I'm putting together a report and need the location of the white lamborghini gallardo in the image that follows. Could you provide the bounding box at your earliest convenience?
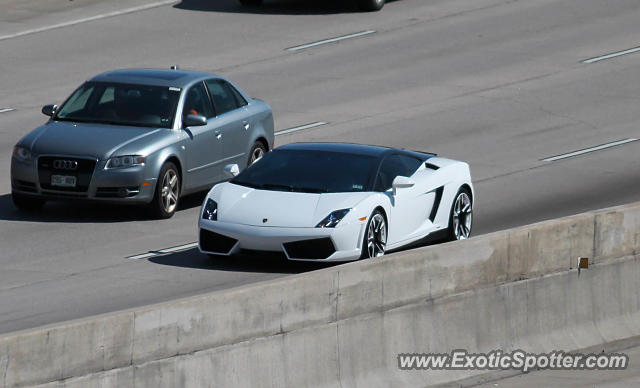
[198,143,473,261]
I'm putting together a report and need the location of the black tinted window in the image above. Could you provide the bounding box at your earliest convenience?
[374,154,423,191]
[232,150,377,193]
[206,79,239,115]
[228,83,248,107]
[183,82,214,119]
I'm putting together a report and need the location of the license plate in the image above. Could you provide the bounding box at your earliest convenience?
[51,175,77,188]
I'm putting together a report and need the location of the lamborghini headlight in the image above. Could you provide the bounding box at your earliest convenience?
[315,209,351,228]
[202,198,218,221]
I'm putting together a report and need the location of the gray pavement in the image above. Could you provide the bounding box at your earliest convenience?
[1,0,640,344]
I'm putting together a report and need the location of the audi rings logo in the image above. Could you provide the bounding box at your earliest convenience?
[53,160,78,170]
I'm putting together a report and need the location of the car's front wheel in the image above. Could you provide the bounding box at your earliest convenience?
[447,188,473,241]
[361,209,387,259]
[149,162,180,219]
[12,193,45,211]
[248,141,267,166]
[357,0,385,11]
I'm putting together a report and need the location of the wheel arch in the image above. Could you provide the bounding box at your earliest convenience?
[163,155,183,190]
[373,205,388,223]
[254,136,269,151]
[459,183,473,203]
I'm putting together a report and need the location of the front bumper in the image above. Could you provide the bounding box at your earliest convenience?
[198,218,366,262]
[10,156,156,204]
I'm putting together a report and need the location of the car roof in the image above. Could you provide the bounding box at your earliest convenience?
[89,68,218,88]
[277,142,435,160]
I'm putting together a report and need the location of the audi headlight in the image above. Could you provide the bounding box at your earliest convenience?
[202,199,218,221]
[316,209,351,228]
[12,146,32,161]
[105,155,146,169]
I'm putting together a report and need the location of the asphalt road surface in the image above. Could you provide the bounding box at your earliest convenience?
[1,0,640,335]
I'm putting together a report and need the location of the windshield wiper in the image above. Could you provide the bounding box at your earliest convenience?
[259,183,328,193]
[54,117,96,123]
[232,180,261,189]
[291,186,328,193]
[232,182,328,193]
[54,117,162,128]
[260,183,295,192]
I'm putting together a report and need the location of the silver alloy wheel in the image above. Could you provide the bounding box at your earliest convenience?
[366,213,387,258]
[452,192,472,240]
[250,146,264,165]
[161,168,179,214]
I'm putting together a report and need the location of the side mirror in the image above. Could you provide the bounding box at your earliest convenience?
[42,104,57,117]
[392,175,415,195]
[183,114,207,127]
[224,164,240,178]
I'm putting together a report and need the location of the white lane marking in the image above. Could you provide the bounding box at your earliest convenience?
[0,0,176,42]
[127,242,198,259]
[275,122,327,136]
[158,242,199,254]
[286,30,376,52]
[126,252,157,260]
[542,138,638,162]
[582,46,640,64]
[0,108,15,114]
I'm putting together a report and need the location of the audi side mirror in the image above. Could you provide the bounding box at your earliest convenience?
[183,114,207,127]
[224,164,240,178]
[42,104,57,117]
[392,175,415,196]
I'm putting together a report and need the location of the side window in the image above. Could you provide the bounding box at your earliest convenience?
[183,82,214,119]
[228,83,248,107]
[398,155,423,175]
[205,79,239,115]
[98,87,115,105]
[374,154,422,192]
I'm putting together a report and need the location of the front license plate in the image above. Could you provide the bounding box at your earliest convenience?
[51,175,77,188]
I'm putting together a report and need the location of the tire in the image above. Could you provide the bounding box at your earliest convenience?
[238,0,262,6]
[447,188,473,241]
[360,209,387,259]
[12,193,45,211]
[247,141,267,166]
[149,162,180,219]
[357,0,385,11]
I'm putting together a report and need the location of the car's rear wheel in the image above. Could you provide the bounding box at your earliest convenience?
[12,193,45,211]
[447,188,473,241]
[361,210,387,259]
[357,0,385,11]
[238,0,262,6]
[149,162,180,219]
[248,141,267,166]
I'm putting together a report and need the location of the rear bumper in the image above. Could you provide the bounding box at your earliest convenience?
[198,218,366,262]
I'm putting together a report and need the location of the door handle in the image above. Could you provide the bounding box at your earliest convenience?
[243,121,250,130]
[214,130,222,139]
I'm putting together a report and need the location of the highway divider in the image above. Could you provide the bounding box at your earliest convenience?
[2,202,640,387]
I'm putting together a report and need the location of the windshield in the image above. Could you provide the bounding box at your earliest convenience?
[232,149,377,193]
[55,81,181,128]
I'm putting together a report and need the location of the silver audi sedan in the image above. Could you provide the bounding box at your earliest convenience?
[10,68,274,218]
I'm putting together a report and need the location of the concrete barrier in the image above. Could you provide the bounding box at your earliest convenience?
[2,202,640,387]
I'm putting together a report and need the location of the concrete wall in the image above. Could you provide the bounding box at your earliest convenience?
[3,202,640,387]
